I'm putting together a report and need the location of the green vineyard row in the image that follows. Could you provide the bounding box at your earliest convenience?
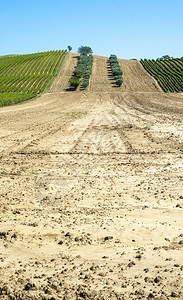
[0,50,67,106]
[140,58,183,92]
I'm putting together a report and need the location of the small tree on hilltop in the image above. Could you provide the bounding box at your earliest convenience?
[78,46,93,54]
[161,55,170,60]
[68,46,72,52]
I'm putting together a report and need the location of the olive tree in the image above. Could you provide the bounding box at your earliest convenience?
[78,46,93,54]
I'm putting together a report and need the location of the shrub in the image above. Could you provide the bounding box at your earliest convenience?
[74,69,83,78]
[82,54,93,89]
[113,68,122,76]
[114,75,122,80]
[110,54,117,59]
[83,79,89,88]
[85,70,91,76]
[109,54,123,86]
[116,77,123,86]
[70,78,81,90]
[69,53,93,90]
[110,58,118,63]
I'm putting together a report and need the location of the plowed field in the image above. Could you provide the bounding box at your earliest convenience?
[1,53,183,299]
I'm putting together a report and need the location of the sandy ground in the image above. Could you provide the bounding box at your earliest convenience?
[0,53,183,299]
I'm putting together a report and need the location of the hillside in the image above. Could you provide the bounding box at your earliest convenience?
[50,53,162,93]
[0,50,67,106]
[141,57,183,92]
[0,53,183,299]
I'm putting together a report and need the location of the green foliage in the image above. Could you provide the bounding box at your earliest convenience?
[74,69,83,78]
[0,92,36,107]
[70,78,81,89]
[161,55,170,60]
[70,53,93,90]
[68,46,72,52]
[141,58,183,92]
[0,50,67,106]
[114,75,122,80]
[78,46,93,54]
[77,53,88,73]
[112,68,122,76]
[83,79,89,88]
[116,77,123,86]
[109,54,123,87]
[110,54,117,59]
[82,54,93,88]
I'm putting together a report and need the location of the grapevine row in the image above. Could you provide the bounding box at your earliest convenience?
[0,50,67,106]
[141,58,183,93]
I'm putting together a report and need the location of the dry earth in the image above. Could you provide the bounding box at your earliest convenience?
[0,53,183,299]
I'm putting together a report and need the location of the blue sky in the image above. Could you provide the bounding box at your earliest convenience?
[1,0,183,60]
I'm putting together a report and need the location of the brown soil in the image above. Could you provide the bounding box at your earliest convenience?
[0,54,183,299]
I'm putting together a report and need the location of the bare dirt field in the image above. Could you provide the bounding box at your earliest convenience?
[0,53,183,299]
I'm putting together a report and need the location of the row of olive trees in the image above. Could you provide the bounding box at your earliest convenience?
[109,55,123,86]
[69,46,93,90]
[82,54,93,88]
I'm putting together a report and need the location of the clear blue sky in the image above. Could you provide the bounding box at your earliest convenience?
[1,0,183,60]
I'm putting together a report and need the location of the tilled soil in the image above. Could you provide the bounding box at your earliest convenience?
[0,54,183,299]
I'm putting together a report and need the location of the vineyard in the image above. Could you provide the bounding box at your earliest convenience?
[0,50,67,106]
[141,57,183,92]
[1,51,183,107]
